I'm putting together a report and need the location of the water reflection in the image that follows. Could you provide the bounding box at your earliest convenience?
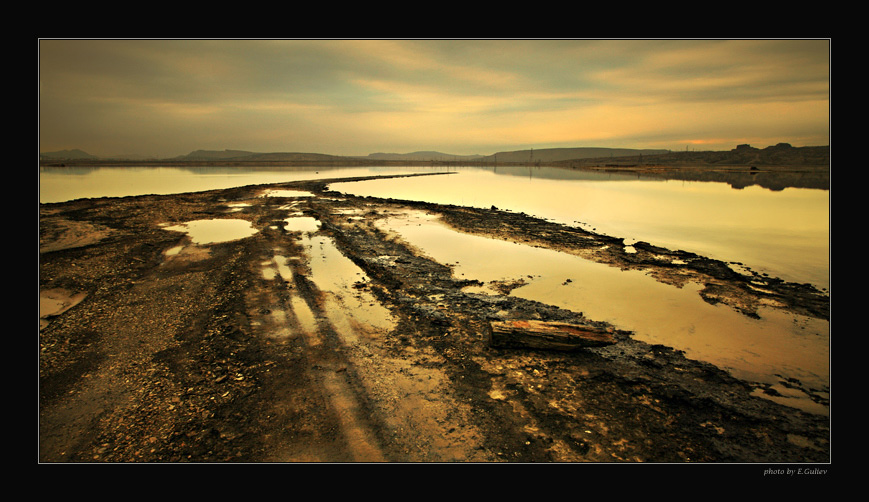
[332,169,829,290]
[38,165,436,204]
[378,210,829,415]
[161,218,258,244]
[40,164,830,415]
[41,164,830,290]
[302,232,395,342]
[284,216,321,233]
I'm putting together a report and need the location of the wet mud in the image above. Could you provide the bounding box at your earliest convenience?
[39,173,830,463]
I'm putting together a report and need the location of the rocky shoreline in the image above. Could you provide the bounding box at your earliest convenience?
[39,173,830,463]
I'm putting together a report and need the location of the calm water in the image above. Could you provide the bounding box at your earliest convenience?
[376,209,829,415]
[39,164,829,292]
[40,164,830,414]
[331,166,829,290]
[38,165,430,204]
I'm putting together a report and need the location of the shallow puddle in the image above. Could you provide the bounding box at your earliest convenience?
[377,210,829,415]
[304,233,395,341]
[284,217,320,233]
[290,295,322,345]
[277,215,395,346]
[161,218,258,244]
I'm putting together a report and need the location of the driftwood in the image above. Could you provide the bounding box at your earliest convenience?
[488,320,615,351]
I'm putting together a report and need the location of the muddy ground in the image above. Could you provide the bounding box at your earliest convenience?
[38,172,830,464]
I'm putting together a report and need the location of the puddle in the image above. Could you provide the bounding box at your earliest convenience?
[299,233,395,345]
[284,217,321,233]
[751,384,829,416]
[262,218,394,347]
[290,295,322,346]
[258,252,323,345]
[264,308,292,339]
[261,253,296,282]
[261,259,278,280]
[377,210,829,415]
[161,219,258,244]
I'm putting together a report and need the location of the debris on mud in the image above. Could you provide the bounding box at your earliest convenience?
[488,320,616,350]
[39,173,830,463]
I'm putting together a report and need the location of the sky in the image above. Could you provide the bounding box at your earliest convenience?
[38,39,830,159]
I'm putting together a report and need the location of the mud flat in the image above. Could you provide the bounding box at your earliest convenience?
[39,173,830,463]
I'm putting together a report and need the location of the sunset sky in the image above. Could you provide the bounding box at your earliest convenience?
[38,39,830,159]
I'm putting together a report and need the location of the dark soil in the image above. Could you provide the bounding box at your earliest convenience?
[39,173,830,464]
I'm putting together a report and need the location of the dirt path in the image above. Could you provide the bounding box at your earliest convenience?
[39,174,830,463]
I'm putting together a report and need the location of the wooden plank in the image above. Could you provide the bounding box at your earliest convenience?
[488,320,615,351]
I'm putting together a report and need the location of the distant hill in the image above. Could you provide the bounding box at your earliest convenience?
[361,148,668,163]
[365,151,485,162]
[482,147,670,163]
[563,143,830,168]
[173,149,257,160]
[40,144,828,168]
[40,149,99,160]
[175,149,347,162]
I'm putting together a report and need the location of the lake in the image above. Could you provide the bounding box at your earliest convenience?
[38,165,430,204]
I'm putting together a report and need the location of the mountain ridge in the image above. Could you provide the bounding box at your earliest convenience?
[364,151,485,161]
[39,148,99,160]
[481,147,670,163]
[39,146,673,162]
[39,144,830,167]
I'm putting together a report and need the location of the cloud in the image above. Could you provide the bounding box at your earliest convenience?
[39,39,830,157]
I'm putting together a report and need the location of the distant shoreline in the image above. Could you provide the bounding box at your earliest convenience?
[39,144,831,171]
[38,158,830,171]
[39,158,829,192]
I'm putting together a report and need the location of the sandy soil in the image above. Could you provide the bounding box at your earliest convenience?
[38,173,830,463]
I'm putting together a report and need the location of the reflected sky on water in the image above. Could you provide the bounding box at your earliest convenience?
[38,165,426,203]
[377,209,829,415]
[331,166,830,291]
